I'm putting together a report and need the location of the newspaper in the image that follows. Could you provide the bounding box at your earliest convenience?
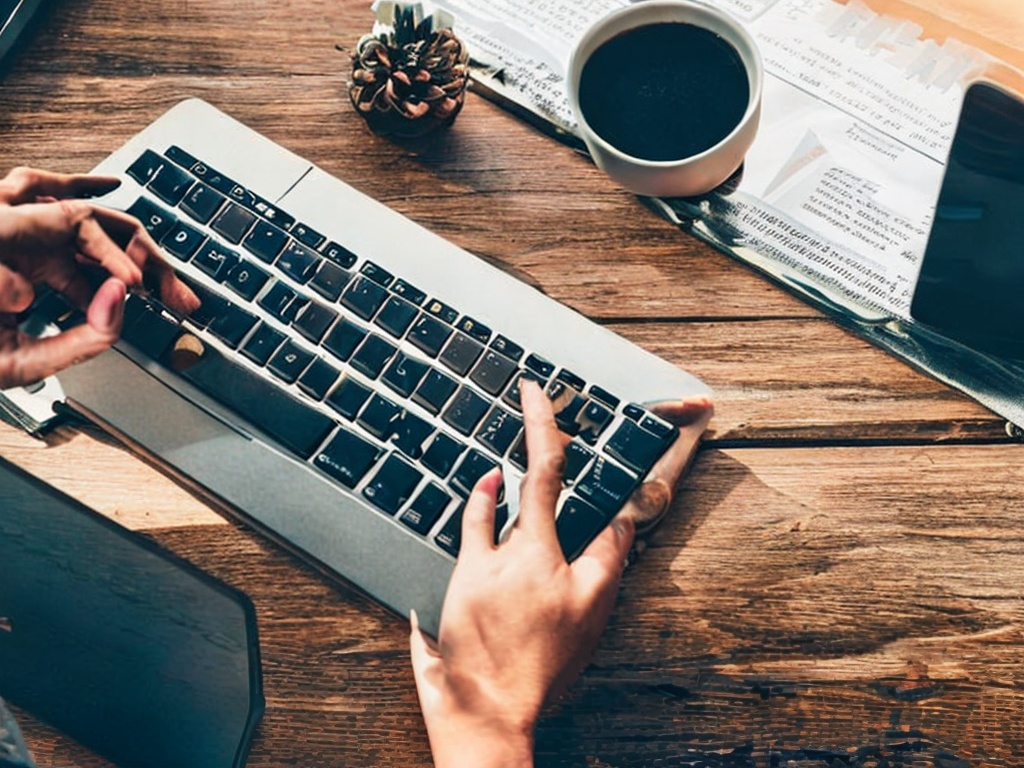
[432,0,1024,429]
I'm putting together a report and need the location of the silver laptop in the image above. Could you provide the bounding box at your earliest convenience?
[29,99,709,636]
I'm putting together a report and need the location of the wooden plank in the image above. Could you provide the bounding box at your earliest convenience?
[12,444,1024,767]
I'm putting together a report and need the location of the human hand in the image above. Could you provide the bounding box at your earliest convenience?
[409,380,713,768]
[0,166,198,388]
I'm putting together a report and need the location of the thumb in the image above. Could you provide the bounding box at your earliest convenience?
[409,610,445,714]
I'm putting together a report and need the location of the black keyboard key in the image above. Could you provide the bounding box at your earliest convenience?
[425,299,458,324]
[375,295,419,337]
[357,393,401,440]
[258,281,306,323]
[640,413,676,440]
[604,419,675,474]
[211,202,257,244]
[524,353,555,377]
[350,334,398,379]
[323,241,358,268]
[556,497,611,561]
[149,162,194,205]
[126,197,176,241]
[192,161,235,195]
[243,221,288,263]
[207,302,257,348]
[408,313,452,357]
[392,279,426,305]
[326,374,373,420]
[381,353,429,398]
[293,300,338,344]
[412,368,458,414]
[401,483,451,535]
[180,182,226,224]
[470,350,517,395]
[241,322,285,366]
[508,432,527,472]
[421,432,466,479]
[575,457,637,514]
[160,220,206,261]
[363,454,423,516]
[297,357,340,401]
[390,410,434,459]
[166,146,199,169]
[577,401,614,444]
[193,241,240,281]
[564,442,595,484]
[181,279,227,329]
[314,427,383,488]
[475,406,523,458]
[360,261,394,286]
[126,149,163,186]
[450,449,498,498]
[623,403,645,421]
[439,332,484,376]
[275,240,320,284]
[167,336,334,459]
[490,335,524,362]
[120,295,180,359]
[223,259,270,302]
[556,369,587,392]
[551,391,588,437]
[309,260,351,302]
[291,222,324,249]
[341,277,388,320]
[588,385,620,410]
[434,503,464,557]
[323,317,367,362]
[442,385,490,436]
[456,315,491,343]
[268,340,314,384]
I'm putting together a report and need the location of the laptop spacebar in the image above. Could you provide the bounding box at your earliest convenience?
[163,336,335,459]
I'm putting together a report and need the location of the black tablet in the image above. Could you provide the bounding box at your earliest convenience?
[910,80,1024,360]
[0,457,264,768]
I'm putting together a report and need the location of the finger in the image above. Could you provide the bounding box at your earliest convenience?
[67,203,144,285]
[572,514,634,595]
[92,206,200,314]
[0,263,34,314]
[0,167,120,205]
[408,609,441,661]
[458,467,503,558]
[0,279,124,388]
[619,396,714,533]
[517,379,564,539]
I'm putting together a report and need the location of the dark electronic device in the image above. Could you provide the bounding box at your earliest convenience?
[0,457,264,768]
[0,0,43,65]
[910,80,1024,360]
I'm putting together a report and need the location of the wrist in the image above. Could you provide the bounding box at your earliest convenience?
[424,710,535,768]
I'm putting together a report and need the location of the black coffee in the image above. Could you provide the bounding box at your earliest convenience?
[578,22,750,162]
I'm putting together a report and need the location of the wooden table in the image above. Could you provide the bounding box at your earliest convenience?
[2,1,1023,765]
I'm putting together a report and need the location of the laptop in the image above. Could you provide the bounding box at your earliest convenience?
[0,456,264,768]
[14,98,712,637]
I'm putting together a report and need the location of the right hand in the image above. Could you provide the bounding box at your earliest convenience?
[0,166,198,388]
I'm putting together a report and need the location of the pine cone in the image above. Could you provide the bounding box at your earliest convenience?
[349,9,469,139]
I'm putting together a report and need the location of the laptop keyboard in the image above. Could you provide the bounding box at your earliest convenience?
[102,145,678,561]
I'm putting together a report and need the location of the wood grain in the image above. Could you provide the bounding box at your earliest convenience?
[1,0,1023,766]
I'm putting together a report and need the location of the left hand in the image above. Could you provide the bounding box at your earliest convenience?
[0,166,198,388]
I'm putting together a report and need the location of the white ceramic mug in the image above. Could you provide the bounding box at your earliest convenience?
[567,0,763,198]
